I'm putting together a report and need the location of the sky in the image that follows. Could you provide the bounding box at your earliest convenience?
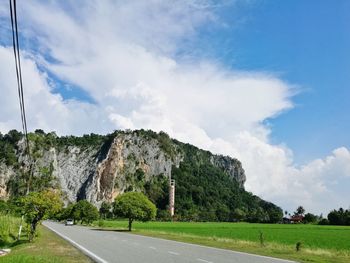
[0,0,349,215]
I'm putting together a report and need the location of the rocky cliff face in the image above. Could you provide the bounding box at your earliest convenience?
[210,155,245,187]
[0,163,13,198]
[84,133,183,206]
[0,130,246,206]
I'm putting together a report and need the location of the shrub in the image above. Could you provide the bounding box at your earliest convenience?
[318,218,329,225]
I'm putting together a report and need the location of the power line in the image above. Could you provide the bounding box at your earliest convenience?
[9,0,25,137]
[13,0,30,144]
[9,0,32,193]
[9,0,30,150]
[9,0,33,240]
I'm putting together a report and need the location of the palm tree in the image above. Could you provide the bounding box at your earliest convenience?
[295,206,305,216]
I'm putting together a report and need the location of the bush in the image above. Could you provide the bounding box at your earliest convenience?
[318,218,329,225]
[296,241,302,251]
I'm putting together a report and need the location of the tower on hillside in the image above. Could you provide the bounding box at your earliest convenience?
[169,179,175,217]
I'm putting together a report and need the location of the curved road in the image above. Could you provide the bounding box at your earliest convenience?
[43,221,295,263]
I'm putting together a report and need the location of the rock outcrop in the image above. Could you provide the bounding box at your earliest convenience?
[210,155,246,187]
[0,163,14,199]
[0,130,246,206]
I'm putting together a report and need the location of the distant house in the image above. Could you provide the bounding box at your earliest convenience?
[282,215,304,224]
[290,215,304,223]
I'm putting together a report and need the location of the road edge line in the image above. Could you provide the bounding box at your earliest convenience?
[43,222,109,263]
[125,232,296,263]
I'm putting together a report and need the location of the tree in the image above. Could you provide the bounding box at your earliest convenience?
[303,213,318,224]
[20,190,62,241]
[216,204,230,221]
[260,201,283,223]
[268,209,283,223]
[73,200,99,224]
[99,201,112,219]
[295,206,305,216]
[328,210,342,225]
[34,129,45,135]
[6,129,22,144]
[344,210,350,225]
[231,208,246,222]
[327,208,350,226]
[113,192,156,231]
[59,203,75,221]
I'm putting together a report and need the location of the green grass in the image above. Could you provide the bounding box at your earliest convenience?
[96,220,350,263]
[0,223,92,263]
[0,215,21,247]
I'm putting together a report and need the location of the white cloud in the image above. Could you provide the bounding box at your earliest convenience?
[0,0,348,215]
[0,46,109,135]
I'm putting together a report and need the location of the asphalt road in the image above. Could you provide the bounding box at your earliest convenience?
[43,221,295,263]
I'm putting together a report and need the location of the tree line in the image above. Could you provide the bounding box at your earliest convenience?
[0,191,156,240]
[284,206,350,226]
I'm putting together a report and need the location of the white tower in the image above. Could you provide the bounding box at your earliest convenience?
[169,179,175,217]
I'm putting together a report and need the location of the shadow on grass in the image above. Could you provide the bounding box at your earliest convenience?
[0,239,29,249]
[89,228,131,232]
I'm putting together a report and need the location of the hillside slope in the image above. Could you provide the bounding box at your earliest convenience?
[0,129,282,222]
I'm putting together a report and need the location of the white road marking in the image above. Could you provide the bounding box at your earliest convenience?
[43,223,109,263]
[149,246,157,250]
[44,222,296,263]
[133,242,139,245]
[168,251,180,255]
[122,239,127,242]
[137,233,296,262]
[197,259,213,263]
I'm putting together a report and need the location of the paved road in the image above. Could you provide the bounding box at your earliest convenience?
[43,221,295,263]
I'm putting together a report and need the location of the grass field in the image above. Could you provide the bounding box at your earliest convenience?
[0,215,21,247]
[0,220,91,263]
[97,220,350,263]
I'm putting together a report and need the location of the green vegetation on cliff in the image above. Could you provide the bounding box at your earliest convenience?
[0,129,283,223]
[0,130,22,167]
[171,143,282,222]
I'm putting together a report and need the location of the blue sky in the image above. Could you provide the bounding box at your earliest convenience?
[241,0,350,164]
[183,0,350,164]
[0,0,349,213]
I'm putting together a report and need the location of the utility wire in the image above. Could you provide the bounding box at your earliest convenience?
[9,0,30,151]
[13,0,30,143]
[9,0,33,193]
[9,0,26,138]
[9,0,33,240]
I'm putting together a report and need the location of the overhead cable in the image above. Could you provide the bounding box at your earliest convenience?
[9,0,30,153]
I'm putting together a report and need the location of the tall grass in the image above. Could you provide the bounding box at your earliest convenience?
[0,215,21,246]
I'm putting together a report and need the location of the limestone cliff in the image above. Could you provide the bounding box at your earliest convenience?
[0,130,245,207]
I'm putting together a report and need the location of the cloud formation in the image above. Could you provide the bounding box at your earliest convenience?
[0,0,348,214]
